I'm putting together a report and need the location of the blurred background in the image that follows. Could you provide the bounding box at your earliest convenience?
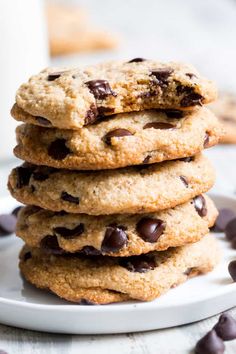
[1,0,236,194]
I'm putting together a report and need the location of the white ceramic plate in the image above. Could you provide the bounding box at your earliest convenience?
[0,194,236,334]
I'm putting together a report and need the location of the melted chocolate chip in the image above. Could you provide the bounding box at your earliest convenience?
[85,80,116,99]
[103,128,133,145]
[0,214,17,236]
[12,206,22,217]
[151,68,173,87]
[40,235,64,254]
[225,218,236,241]
[23,251,32,261]
[97,106,115,116]
[35,116,52,126]
[180,92,203,107]
[48,139,71,160]
[164,109,184,119]
[128,58,146,63]
[101,225,128,253]
[47,72,63,81]
[143,155,151,164]
[143,122,175,130]
[195,330,225,354]
[214,313,236,341]
[204,133,210,148]
[54,224,84,239]
[212,209,235,233]
[136,217,165,243]
[120,255,156,273]
[80,246,102,256]
[193,195,207,217]
[61,192,80,204]
[179,175,188,187]
[15,166,34,188]
[228,260,236,281]
[32,168,54,181]
[84,104,98,125]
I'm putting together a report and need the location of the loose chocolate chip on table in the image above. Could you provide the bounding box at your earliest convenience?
[225,218,236,241]
[143,122,175,129]
[180,92,203,107]
[212,209,235,233]
[143,155,151,164]
[179,175,189,187]
[15,166,34,188]
[151,68,173,86]
[214,313,236,341]
[54,224,84,239]
[0,214,17,236]
[204,133,210,148]
[12,206,22,217]
[228,260,236,281]
[40,235,64,254]
[48,139,71,160]
[35,116,52,126]
[120,255,156,273]
[61,192,80,204]
[193,195,207,217]
[103,128,133,145]
[136,217,165,243]
[128,58,146,63]
[84,104,98,125]
[23,251,32,261]
[164,109,184,119]
[47,72,63,81]
[195,330,225,354]
[101,225,128,253]
[85,80,116,99]
[80,246,101,256]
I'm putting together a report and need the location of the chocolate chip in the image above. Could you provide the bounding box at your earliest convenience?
[180,175,188,187]
[225,218,236,241]
[193,195,207,217]
[214,313,236,341]
[35,116,51,126]
[204,133,210,148]
[212,209,235,233]
[23,251,32,261]
[15,166,34,188]
[120,255,156,273]
[80,246,101,256]
[128,58,146,63]
[47,72,63,81]
[97,106,115,115]
[143,122,175,130]
[53,224,84,239]
[164,110,184,119]
[61,192,80,204]
[48,139,71,160]
[40,235,64,254]
[0,214,17,236]
[184,267,196,276]
[143,155,151,164]
[186,73,197,79]
[180,92,203,107]
[12,206,22,217]
[228,260,236,281]
[195,330,225,354]
[103,128,133,145]
[101,225,128,253]
[85,80,116,99]
[32,168,55,181]
[84,104,98,125]
[136,217,165,243]
[179,156,194,162]
[79,299,95,305]
[151,68,173,87]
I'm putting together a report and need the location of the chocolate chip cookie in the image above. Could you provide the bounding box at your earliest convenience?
[16,195,217,256]
[14,107,222,170]
[13,60,217,129]
[8,154,215,215]
[210,93,236,144]
[19,234,220,304]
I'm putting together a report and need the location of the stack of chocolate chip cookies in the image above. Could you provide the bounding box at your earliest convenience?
[8,59,223,304]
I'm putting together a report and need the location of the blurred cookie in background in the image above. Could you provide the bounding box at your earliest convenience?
[47,3,119,56]
[210,93,236,144]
